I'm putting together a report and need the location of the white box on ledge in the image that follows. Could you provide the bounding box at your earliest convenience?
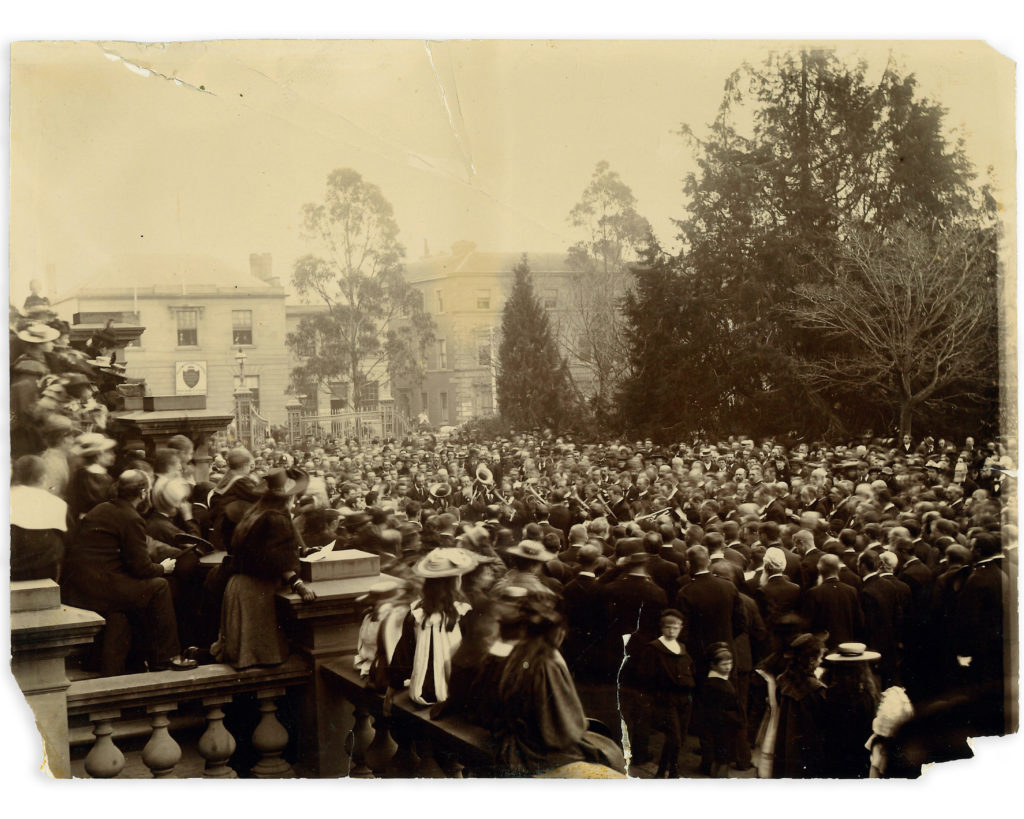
[299,547,380,583]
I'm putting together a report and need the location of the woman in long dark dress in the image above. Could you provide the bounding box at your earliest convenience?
[489,593,626,777]
[211,468,315,669]
[772,633,829,778]
[822,644,882,778]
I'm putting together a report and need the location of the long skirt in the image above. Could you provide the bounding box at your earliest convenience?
[211,574,288,669]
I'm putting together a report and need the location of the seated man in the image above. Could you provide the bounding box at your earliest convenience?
[61,470,194,675]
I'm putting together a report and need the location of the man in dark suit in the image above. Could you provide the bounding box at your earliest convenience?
[755,547,803,631]
[599,553,667,764]
[897,539,936,698]
[858,550,904,688]
[707,531,745,589]
[534,502,567,550]
[561,544,606,682]
[802,554,862,648]
[674,545,746,773]
[954,532,1011,735]
[642,531,682,598]
[759,520,801,582]
[794,529,824,590]
[61,470,184,675]
[547,489,574,541]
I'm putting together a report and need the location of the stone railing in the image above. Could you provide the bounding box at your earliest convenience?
[11,571,385,778]
[66,658,311,778]
[320,660,494,778]
[319,660,626,779]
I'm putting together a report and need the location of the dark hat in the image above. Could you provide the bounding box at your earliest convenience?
[262,467,309,498]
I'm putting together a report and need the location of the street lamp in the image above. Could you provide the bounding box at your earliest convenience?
[234,347,247,380]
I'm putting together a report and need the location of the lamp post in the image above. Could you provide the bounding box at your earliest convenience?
[233,347,252,448]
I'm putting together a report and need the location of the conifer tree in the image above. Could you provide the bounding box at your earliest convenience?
[496,255,575,430]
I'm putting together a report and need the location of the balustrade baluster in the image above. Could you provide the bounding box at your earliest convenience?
[347,703,375,778]
[198,695,237,778]
[142,703,182,777]
[413,737,446,778]
[365,714,397,776]
[387,720,419,777]
[251,688,293,778]
[84,709,125,778]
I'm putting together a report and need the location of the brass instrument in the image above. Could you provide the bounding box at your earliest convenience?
[636,506,673,522]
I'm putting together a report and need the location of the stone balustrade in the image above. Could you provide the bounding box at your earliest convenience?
[66,657,311,778]
[321,660,494,777]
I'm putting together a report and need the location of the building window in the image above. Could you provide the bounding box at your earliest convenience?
[476,289,491,310]
[543,288,558,309]
[437,338,448,370]
[233,375,260,412]
[436,289,445,313]
[358,380,379,409]
[176,309,198,346]
[232,310,253,345]
[440,391,449,422]
[328,381,350,411]
[477,333,491,366]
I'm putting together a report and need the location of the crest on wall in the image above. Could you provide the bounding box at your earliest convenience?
[175,361,208,395]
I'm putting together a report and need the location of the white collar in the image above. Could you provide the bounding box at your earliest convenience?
[976,555,1004,566]
[658,635,681,653]
[863,571,880,581]
[578,571,596,578]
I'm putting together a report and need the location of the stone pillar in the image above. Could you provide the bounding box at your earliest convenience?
[10,580,105,778]
[275,574,385,777]
[286,399,303,449]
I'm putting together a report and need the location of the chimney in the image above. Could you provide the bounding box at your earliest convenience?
[249,252,279,287]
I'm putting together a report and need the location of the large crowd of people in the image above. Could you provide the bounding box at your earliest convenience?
[9,298,1018,778]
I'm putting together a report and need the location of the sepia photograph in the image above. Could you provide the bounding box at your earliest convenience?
[5,6,1021,798]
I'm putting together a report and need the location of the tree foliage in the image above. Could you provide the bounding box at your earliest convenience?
[286,168,434,406]
[561,162,654,424]
[788,221,999,438]
[620,49,998,441]
[496,255,576,430]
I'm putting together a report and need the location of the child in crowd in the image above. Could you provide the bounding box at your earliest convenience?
[702,643,744,777]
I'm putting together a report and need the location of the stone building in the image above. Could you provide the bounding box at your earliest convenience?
[397,243,588,427]
[52,253,292,425]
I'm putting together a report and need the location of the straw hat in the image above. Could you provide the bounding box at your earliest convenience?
[16,322,60,344]
[413,547,479,578]
[71,433,116,459]
[504,539,556,563]
[824,642,882,663]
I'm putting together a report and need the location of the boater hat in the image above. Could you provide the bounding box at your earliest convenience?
[824,642,882,663]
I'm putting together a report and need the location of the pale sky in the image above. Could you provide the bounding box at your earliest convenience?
[9,40,1015,304]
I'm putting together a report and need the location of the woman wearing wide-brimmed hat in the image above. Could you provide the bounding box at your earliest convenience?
[821,643,882,778]
[386,546,478,707]
[212,468,315,669]
[67,432,117,521]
